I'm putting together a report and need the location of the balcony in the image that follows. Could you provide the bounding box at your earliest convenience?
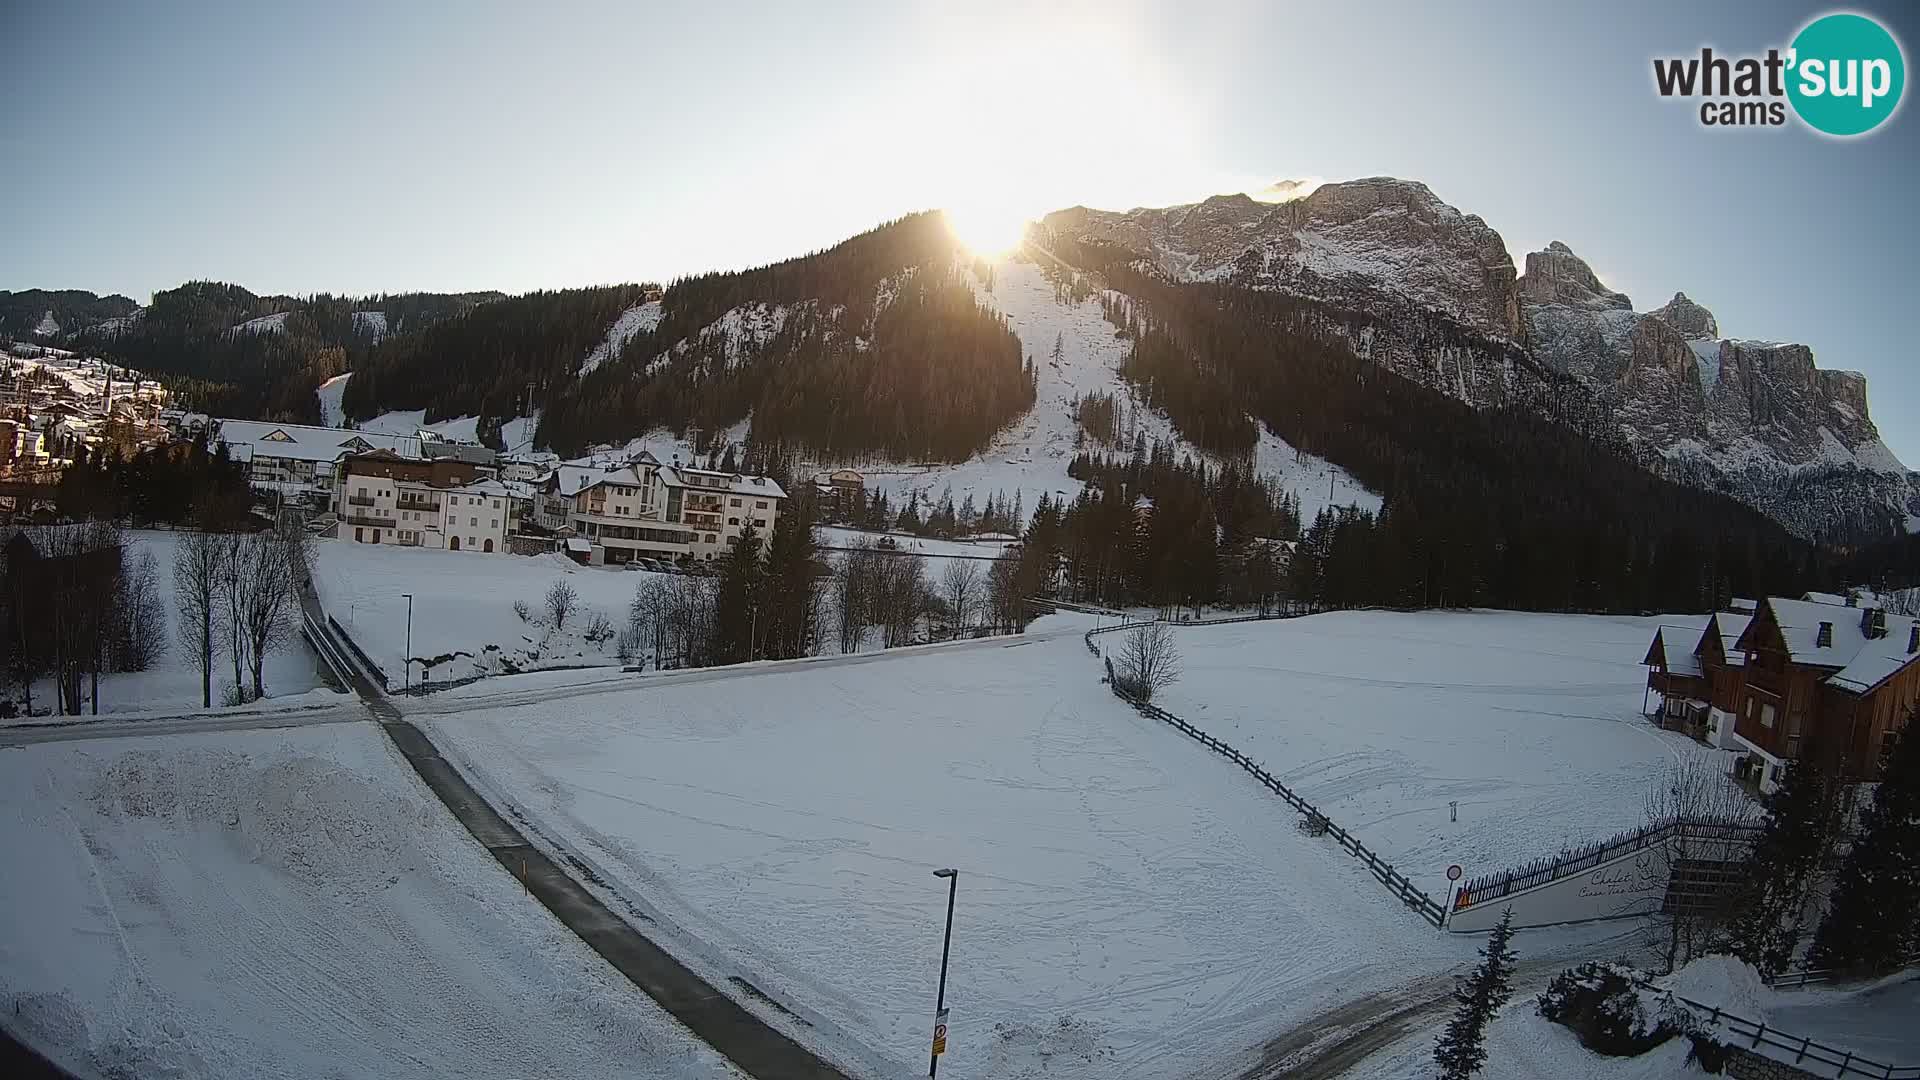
[397,499,442,513]
[347,494,378,507]
[685,495,724,512]
[343,512,396,528]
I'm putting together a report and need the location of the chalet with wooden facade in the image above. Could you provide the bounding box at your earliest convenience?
[1644,592,1919,795]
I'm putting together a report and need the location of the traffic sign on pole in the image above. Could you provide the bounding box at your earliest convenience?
[931,1008,949,1056]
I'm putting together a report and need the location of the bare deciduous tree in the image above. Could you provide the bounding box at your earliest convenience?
[987,555,1022,634]
[234,531,298,701]
[114,547,167,672]
[1115,621,1181,702]
[833,542,880,653]
[174,528,227,709]
[941,559,981,637]
[546,580,580,629]
[1639,757,1755,974]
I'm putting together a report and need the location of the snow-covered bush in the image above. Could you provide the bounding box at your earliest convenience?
[512,600,530,623]
[1537,961,1696,1056]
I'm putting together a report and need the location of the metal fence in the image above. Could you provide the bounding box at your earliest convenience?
[1454,816,1763,911]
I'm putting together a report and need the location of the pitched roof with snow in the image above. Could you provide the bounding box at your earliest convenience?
[214,419,420,463]
[1704,612,1753,668]
[657,465,787,500]
[1647,623,1706,676]
[1744,597,1920,696]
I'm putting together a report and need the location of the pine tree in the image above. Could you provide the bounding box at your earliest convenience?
[1810,716,1920,973]
[711,524,765,665]
[1727,754,1840,976]
[1433,910,1519,1080]
[758,491,820,660]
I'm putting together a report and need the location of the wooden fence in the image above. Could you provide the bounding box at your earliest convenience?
[1633,974,1919,1079]
[1085,621,1447,927]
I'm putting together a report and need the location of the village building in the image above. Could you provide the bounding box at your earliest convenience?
[214,419,423,510]
[552,452,786,565]
[1644,591,1920,794]
[333,449,512,553]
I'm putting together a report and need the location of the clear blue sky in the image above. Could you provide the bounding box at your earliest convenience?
[4,0,1917,463]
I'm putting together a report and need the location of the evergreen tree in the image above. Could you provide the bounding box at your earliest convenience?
[1810,716,1920,972]
[711,524,765,665]
[758,491,821,660]
[1433,910,1519,1080]
[1727,753,1840,976]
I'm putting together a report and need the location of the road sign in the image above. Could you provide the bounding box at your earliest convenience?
[1446,864,1463,882]
[931,1008,949,1056]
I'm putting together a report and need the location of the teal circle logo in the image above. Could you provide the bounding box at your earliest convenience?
[1787,13,1905,136]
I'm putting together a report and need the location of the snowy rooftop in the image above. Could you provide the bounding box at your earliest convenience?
[1751,597,1920,694]
[214,419,421,463]
[1708,612,1753,668]
[1650,623,1706,676]
[657,464,787,500]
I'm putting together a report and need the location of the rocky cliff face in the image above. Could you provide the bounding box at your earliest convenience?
[1045,177,1521,340]
[1044,178,1916,540]
[1516,240,1913,538]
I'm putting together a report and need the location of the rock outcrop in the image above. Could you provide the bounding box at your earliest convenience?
[1043,178,1916,539]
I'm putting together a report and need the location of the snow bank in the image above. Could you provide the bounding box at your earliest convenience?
[1660,955,1770,1018]
[0,723,736,1079]
[424,630,1470,1079]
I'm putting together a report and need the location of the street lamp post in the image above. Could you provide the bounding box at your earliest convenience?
[929,868,958,1078]
[401,593,413,691]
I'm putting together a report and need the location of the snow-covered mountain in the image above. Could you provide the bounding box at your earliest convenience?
[1045,179,1916,539]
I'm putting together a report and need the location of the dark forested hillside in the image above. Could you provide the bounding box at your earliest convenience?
[536,213,1031,458]
[0,289,138,338]
[1033,237,1826,613]
[66,283,501,422]
[340,286,647,428]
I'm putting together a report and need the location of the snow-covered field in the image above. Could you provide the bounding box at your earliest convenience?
[20,530,329,717]
[0,722,739,1079]
[311,539,661,683]
[1153,611,1726,895]
[424,621,1489,1079]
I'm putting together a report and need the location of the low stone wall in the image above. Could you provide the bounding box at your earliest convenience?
[1725,1046,1821,1080]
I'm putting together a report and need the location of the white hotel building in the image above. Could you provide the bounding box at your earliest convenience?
[553,452,786,565]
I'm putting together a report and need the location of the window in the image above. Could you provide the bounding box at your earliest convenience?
[754,518,766,528]
[490,519,498,528]
[492,499,500,509]
[705,534,717,544]
[358,487,367,497]
[756,500,767,509]
[470,517,478,527]
[1761,703,1777,729]
[728,517,739,525]
[730,497,742,507]
[355,527,364,542]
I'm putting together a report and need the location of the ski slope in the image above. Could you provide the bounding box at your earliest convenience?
[833,253,1379,526]
[423,622,1477,1080]
[0,723,738,1080]
[1153,611,1729,895]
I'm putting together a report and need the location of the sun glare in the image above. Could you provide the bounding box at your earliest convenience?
[944,204,1029,257]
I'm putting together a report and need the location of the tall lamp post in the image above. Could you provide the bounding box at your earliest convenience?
[929,868,958,1078]
[401,593,413,691]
